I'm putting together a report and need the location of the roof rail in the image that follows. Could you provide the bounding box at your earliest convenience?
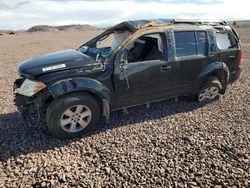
[171,19,227,26]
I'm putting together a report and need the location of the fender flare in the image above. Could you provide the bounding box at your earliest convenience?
[195,61,229,90]
[47,77,111,119]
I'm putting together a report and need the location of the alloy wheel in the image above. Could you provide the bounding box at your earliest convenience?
[198,86,219,102]
[60,105,92,133]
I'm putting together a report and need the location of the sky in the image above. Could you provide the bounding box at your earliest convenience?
[0,0,250,30]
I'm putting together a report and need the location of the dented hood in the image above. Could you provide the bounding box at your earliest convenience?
[18,49,96,78]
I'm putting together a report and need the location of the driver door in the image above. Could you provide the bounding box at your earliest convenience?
[113,32,174,108]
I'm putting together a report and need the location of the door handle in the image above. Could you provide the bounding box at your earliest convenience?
[160,65,171,72]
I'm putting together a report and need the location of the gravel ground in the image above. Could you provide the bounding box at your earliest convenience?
[0,28,249,187]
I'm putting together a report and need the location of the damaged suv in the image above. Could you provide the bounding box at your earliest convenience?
[14,19,242,139]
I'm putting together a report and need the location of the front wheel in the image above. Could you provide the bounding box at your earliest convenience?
[46,93,101,139]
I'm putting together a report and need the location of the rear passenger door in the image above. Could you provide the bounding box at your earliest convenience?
[171,30,209,94]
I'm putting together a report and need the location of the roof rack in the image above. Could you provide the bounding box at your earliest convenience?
[171,19,227,26]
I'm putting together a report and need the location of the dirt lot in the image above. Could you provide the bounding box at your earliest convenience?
[0,28,249,187]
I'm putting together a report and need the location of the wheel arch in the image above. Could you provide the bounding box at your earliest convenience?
[45,77,111,119]
[195,61,229,94]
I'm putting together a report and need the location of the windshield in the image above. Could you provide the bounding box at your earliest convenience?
[96,33,114,48]
[78,29,132,63]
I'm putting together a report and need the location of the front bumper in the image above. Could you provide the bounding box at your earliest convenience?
[14,93,40,120]
[14,78,37,119]
[14,78,45,120]
[229,69,241,83]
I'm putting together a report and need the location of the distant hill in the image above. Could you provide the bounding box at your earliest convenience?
[26,24,98,32]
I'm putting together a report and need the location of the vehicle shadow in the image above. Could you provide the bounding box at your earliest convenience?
[0,97,208,161]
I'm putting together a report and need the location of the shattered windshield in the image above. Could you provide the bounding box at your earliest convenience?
[79,30,131,63]
[96,33,114,49]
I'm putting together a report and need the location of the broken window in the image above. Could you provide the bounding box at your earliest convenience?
[111,30,131,50]
[215,32,237,50]
[215,33,231,50]
[127,33,164,63]
[84,30,131,62]
[96,33,114,49]
[96,30,131,50]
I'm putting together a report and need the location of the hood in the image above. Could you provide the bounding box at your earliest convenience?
[18,49,97,78]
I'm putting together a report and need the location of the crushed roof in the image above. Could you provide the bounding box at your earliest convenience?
[111,19,226,32]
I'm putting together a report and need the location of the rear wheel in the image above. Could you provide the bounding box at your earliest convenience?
[46,93,101,139]
[197,76,222,102]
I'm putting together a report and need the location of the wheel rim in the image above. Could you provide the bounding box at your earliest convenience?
[198,86,219,102]
[60,105,92,133]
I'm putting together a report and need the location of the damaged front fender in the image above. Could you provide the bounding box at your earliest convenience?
[47,77,110,100]
[47,77,111,119]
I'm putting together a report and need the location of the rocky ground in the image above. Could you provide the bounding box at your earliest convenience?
[0,28,249,187]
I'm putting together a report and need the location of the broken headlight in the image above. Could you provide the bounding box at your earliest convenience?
[17,79,46,97]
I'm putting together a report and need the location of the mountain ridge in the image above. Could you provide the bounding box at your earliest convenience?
[26,24,98,32]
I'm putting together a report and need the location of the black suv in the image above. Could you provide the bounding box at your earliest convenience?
[14,19,242,139]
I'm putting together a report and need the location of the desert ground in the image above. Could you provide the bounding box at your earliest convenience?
[0,28,249,187]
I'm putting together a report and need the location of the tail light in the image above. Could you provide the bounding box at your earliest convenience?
[237,51,243,68]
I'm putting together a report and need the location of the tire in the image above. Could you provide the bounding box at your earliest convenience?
[197,76,222,103]
[46,92,101,139]
[185,94,197,102]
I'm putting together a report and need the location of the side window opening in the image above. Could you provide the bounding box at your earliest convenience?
[215,31,237,50]
[215,33,231,50]
[175,31,196,57]
[174,30,208,57]
[197,31,207,55]
[127,33,164,63]
[208,30,217,52]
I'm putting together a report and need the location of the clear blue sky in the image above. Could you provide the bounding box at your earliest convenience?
[0,0,249,30]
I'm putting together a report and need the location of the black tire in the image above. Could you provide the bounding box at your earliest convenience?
[185,95,197,102]
[197,76,222,103]
[46,92,101,139]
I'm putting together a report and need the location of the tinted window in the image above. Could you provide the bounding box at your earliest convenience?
[175,31,196,57]
[208,30,217,52]
[197,31,207,55]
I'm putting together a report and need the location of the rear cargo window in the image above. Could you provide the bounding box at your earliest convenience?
[216,33,231,50]
[175,31,196,57]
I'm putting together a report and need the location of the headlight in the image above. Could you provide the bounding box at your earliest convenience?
[17,79,46,97]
